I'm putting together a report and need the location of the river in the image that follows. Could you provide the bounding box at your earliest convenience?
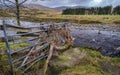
[0,18,120,57]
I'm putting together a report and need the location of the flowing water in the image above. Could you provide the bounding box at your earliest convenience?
[0,18,120,57]
[72,29,120,57]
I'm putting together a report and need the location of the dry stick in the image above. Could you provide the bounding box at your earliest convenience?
[42,43,71,75]
[21,39,40,66]
[21,46,36,66]
[43,43,54,75]
[54,43,71,50]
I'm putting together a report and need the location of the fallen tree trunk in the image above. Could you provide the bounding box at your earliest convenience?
[43,44,54,75]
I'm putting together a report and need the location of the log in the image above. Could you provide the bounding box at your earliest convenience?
[43,43,72,75]
[43,44,54,75]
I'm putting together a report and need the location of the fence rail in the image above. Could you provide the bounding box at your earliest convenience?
[2,20,50,75]
[2,20,68,75]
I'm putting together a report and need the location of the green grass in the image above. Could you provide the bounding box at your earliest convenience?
[0,42,29,51]
[48,47,120,75]
[60,64,110,75]
[0,44,120,75]
[0,42,48,75]
[0,42,30,75]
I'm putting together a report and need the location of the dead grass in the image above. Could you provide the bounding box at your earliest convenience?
[21,14,120,24]
[0,9,120,24]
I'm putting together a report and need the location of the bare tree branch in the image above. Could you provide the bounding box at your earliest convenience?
[2,0,49,26]
[4,0,16,4]
[19,0,28,5]
[2,0,28,26]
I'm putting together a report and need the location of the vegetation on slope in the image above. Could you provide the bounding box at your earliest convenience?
[0,42,120,75]
[0,42,29,75]
[48,47,120,75]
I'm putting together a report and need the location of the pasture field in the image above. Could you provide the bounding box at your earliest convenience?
[22,14,120,24]
[0,9,120,24]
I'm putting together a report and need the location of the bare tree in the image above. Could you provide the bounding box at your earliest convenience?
[1,0,28,26]
[0,0,49,26]
[111,6,114,15]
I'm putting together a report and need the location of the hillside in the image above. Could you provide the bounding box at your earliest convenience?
[53,6,87,10]
[23,4,53,10]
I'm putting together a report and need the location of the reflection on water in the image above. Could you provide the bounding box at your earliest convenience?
[0,18,40,28]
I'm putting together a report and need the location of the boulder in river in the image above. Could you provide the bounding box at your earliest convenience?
[113,47,120,57]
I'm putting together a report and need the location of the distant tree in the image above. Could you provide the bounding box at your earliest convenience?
[114,6,120,15]
[62,5,120,15]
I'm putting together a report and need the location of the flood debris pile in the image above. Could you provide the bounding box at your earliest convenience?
[39,24,74,75]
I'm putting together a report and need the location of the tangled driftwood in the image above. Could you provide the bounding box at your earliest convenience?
[40,24,74,75]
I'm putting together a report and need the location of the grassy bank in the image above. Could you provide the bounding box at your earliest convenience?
[0,42,120,75]
[0,42,30,75]
[48,47,120,75]
[21,15,120,24]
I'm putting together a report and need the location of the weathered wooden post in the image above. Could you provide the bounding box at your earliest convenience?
[0,25,3,42]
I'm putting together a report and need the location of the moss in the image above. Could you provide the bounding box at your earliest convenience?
[0,43,6,50]
[110,58,120,66]
[111,58,120,63]
[1,55,7,61]
[59,55,69,63]
[48,66,68,75]
[0,54,10,75]
[0,42,30,75]
[59,64,111,75]
[0,42,29,51]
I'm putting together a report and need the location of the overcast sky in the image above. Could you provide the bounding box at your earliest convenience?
[1,0,120,8]
[26,0,120,8]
